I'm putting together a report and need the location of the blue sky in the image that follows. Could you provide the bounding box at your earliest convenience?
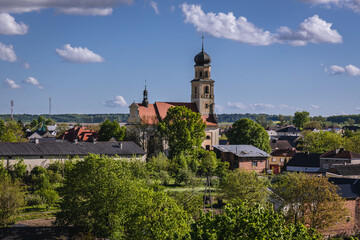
[0,0,359,116]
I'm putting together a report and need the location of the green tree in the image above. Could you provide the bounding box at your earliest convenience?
[0,177,25,226]
[303,121,322,130]
[0,121,26,142]
[272,172,346,229]
[302,131,344,153]
[293,111,310,130]
[10,159,27,181]
[30,119,38,129]
[98,119,126,141]
[190,203,321,240]
[345,131,360,153]
[158,106,206,158]
[278,114,287,127]
[56,154,190,239]
[220,170,269,206]
[226,118,271,153]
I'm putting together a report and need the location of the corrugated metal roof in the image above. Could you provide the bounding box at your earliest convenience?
[0,141,145,157]
[212,145,269,158]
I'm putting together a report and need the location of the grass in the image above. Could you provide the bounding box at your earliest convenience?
[13,204,59,222]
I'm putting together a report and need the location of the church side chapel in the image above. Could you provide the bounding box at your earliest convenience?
[127,40,220,152]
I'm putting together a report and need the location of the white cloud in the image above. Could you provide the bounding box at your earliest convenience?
[298,0,360,13]
[310,104,320,109]
[356,107,360,111]
[56,44,104,63]
[329,64,360,76]
[0,13,28,35]
[24,76,43,89]
[0,42,16,62]
[181,3,342,46]
[227,102,275,111]
[103,96,128,108]
[23,62,30,69]
[279,104,291,109]
[4,78,20,89]
[150,1,159,15]
[0,0,133,16]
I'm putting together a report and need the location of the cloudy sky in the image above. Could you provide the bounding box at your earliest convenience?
[0,0,359,116]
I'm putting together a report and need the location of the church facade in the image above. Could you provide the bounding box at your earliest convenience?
[128,44,219,151]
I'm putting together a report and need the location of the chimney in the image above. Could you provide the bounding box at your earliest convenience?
[35,138,39,144]
[74,139,78,144]
[335,148,340,154]
[118,142,123,149]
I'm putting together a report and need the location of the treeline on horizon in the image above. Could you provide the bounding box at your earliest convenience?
[0,113,359,124]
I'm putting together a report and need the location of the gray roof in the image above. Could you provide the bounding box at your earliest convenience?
[0,141,145,157]
[212,145,269,158]
[328,177,360,199]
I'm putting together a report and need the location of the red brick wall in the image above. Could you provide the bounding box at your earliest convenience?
[239,160,267,173]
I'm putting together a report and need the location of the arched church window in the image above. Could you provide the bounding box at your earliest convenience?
[206,135,211,140]
[205,86,209,94]
[205,71,208,77]
[199,71,203,78]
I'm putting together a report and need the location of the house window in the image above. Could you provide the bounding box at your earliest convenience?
[280,158,284,162]
[206,145,210,150]
[206,135,211,140]
[252,161,258,167]
[272,158,276,162]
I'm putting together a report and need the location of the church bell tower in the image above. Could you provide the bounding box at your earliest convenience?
[191,37,215,116]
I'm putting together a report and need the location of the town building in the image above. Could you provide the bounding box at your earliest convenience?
[285,152,322,173]
[0,141,146,170]
[320,149,360,172]
[58,126,98,142]
[127,41,219,152]
[212,145,269,173]
[269,149,297,174]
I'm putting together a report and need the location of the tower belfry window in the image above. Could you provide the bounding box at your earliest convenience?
[195,87,197,95]
[205,86,209,94]
[199,71,202,78]
[205,71,208,77]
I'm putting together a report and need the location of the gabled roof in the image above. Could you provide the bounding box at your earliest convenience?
[0,141,145,157]
[137,101,218,127]
[58,126,97,142]
[321,150,360,160]
[271,149,297,158]
[277,126,301,133]
[328,177,360,199]
[285,153,321,168]
[329,164,360,176]
[270,140,295,150]
[212,145,269,158]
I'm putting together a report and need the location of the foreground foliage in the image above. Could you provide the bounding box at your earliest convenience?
[56,154,191,239]
[190,203,321,240]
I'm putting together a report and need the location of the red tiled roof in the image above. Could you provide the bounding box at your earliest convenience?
[58,126,97,142]
[137,101,217,127]
[320,150,360,159]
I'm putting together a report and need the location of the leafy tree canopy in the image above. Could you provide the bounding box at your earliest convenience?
[272,172,346,229]
[226,118,271,153]
[293,111,310,130]
[98,119,126,141]
[301,131,344,153]
[0,120,26,142]
[158,106,206,158]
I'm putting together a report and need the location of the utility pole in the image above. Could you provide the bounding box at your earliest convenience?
[10,100,14,121]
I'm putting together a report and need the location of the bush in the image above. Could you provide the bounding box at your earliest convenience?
[25,194,43,207]
[158,170,170,185]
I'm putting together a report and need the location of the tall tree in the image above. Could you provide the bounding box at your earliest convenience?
[158,106,206,158]
[293,111,310,130]
[301,131,344,153]
[226,118,271,153]
[98,119,126,141]
[345,131,360,153]
[272,172,346,229]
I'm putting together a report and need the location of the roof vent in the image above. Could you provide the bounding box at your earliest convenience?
[35,138,39,144]
[118,142,123,149]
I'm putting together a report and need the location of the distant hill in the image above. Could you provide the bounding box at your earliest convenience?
[1,113,359,125]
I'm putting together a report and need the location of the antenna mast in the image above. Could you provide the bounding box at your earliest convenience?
[10,100,14,121]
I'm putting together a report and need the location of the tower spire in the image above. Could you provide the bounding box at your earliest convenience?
[202,35,204,51]
[142,80,149,108]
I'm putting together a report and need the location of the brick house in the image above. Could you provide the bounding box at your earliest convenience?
[212,145,269,173]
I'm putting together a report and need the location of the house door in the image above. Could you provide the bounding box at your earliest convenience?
[270,165,280,174]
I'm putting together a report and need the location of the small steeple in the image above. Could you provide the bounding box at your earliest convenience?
[142,81,149,108]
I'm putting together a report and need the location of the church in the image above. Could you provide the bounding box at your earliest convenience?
[127,42,219,151]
